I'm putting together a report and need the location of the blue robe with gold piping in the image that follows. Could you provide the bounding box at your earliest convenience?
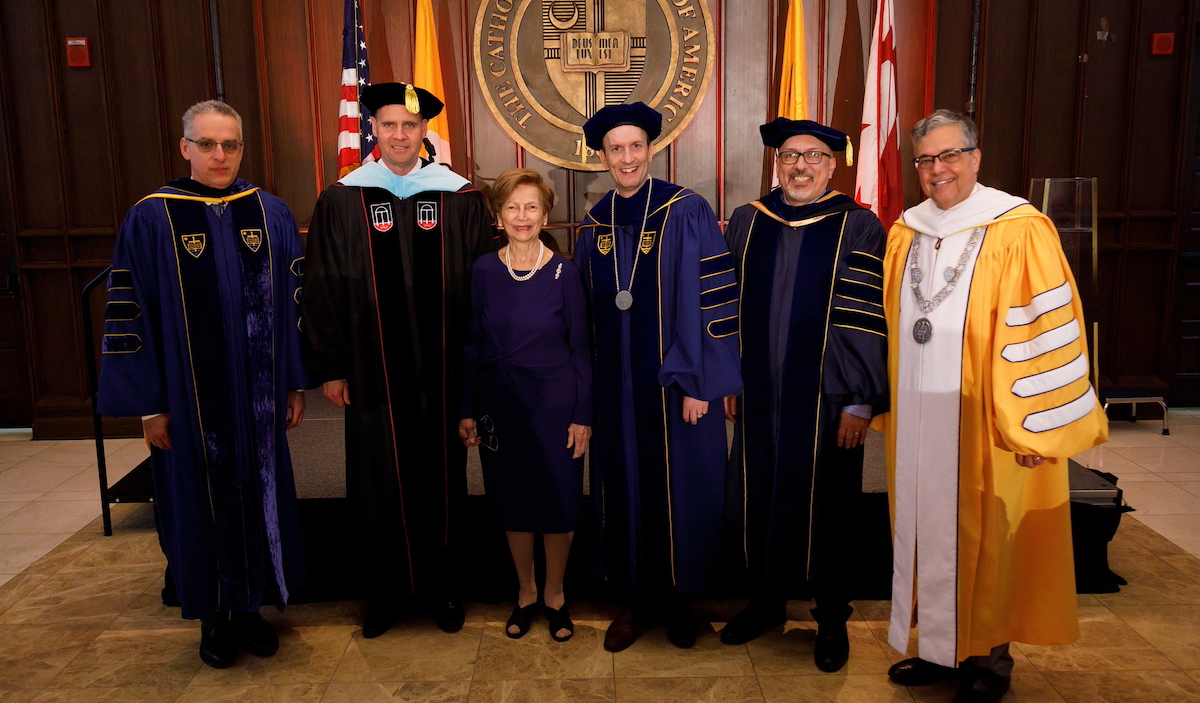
[725,188,888,601]
[97,178,309,620]
[576,178,742,593]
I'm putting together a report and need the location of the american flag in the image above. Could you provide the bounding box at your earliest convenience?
[337,0,378,177]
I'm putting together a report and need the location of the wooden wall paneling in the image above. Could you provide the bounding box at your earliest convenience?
[155,0,215,174]
[722,0,771,219]
[309,0,342,194]
[1080,0,1135,209]
[106,0,173,210]
[1129,0,1187,213]
[1173,19,1200,405]
[440,0,471,172]
[895,0,934,208]
[1112,251,1172,382]
[378,0,412,84]
[976,0,1033,198]
[256,0,320,226]
[1026,0,1085,182]
[218,0,270,188]
[25,269,79,399]
[0,23,32,427]
[932,0,971,115]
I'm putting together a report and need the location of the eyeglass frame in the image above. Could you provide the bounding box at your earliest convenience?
[913,147,977,170]
[185,137,245,154]
[776,149,833,166]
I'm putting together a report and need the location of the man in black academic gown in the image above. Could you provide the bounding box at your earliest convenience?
[576,103,743,652]
[98,100,309,669]
[302,83,495,637]
[721,119,888,671]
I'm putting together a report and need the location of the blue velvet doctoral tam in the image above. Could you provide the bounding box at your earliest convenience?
[97,178,310,619]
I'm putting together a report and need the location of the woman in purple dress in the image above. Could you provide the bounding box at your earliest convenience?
[459,169,592,642]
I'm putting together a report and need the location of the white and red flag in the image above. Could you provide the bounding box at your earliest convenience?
[854,0,903,229]
[337,0,379,177]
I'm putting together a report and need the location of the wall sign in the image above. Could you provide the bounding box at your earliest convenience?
[473,0,716,171]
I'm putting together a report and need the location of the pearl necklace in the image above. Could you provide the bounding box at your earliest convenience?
[504,239,546,282]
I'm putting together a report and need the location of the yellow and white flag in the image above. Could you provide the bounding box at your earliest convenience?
[414,0,451,167]
[772,0,809,187]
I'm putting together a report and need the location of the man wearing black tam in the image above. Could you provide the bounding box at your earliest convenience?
[302,82,495,638]
[576,102,743,652]
[720,117,888,672]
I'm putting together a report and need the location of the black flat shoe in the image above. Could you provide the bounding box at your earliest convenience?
[362,602,401,639]
[814,621,850,672]
[231,611,279,657]
[666,599,697,649]
[434,599,466,633]
[719,600,786,645]
[546,605,574,642]
[199,615,238,669]
[954,670,1011,703]
[888,657,961,686]
[506,603,538,639]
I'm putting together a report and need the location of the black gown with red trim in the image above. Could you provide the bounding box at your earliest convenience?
[302,178,495,599]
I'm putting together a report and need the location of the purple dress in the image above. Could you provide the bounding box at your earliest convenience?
[462,251,592,533]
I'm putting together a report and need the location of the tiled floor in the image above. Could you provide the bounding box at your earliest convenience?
[0,413,1198,701]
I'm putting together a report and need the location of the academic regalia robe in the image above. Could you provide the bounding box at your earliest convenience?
[302,162,496,598]
[725,189,888,600]
[97,178,309,620]
[876,184,1108,667]
[576,178,743,593]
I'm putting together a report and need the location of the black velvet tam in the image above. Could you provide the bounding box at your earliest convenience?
[583,102,663,151]
[759,117,848,151]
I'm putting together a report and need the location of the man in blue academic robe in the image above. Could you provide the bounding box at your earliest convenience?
[98,100,309,669]
[576,103,743,652]
[302,83,496,638]
[721,119,888,672]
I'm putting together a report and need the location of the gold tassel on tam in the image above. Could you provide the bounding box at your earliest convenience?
[846,139,854,167]
[405,84,421,115]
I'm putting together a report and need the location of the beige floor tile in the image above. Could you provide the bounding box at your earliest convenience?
[0,501,102,535]
[1042,669,1200,702]
[1132,515,1200,556]
[56,527,162,572]
[1118,518,1189,556]
[1017,606,1174,672]
[1121,482,1200,515]
[0,502,28,521]
[7,446,97,469]
[1102,426,1181,449]
[47,470,104,496]
[473,622,611,680]
[1190,670,1200,685]
[1082,447,1156,475]
[1178,483,1200,499]
[467,679,614,702]
[0,567,160,626]
[746,622,892,677]
[266,599,365,629]
[171,684,328,702]
[758,674,913,702]
[108,591,185,630]
[0,624,107,690]
[331,623,480,683]
[1161,473,1200,483]
[1162,554,1200,583]
[1109,605,1200,669]
[613,676,764,703]
[23,537,96,575]
[43,626,201,689]
[1112,446,1200,473]
[322,681,470,703]
[28,685,188,702]
[613,627,755,678]
[1094,553,1200,606]
[0,443,54,469]
[1165,425,1200,447]
[0,573,49,616]
[189,625,356,686]
[0,533,74,574]
[0,466,91,496]
[907,671,1065,702]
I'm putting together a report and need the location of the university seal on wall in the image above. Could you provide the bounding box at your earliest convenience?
[473,0,716,171]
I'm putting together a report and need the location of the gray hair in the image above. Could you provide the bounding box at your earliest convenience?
[182,100,243,140]
[911,109,978,149]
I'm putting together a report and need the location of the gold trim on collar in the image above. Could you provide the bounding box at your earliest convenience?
[138,187,262,206]
[749,200,839,228]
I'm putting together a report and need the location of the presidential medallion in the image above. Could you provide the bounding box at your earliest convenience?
[913,317,933,344]
[473,0,716,171]
[615,290,633,310]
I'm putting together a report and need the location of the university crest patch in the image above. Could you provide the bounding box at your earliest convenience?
[597,232,614,255]
[240,228,263,252]
[181,233,206,258]
[417,201,438,231]
[371,203,394,232]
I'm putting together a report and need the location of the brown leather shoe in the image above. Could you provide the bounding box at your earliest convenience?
[603,608,641,652]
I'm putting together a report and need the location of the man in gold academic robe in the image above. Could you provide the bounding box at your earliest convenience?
[875,109,1108,703]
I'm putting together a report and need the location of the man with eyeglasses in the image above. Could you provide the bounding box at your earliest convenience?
[719,118,887,673]
[875,109,1107,703]
[302,83,495,639]
[97,100,309,669]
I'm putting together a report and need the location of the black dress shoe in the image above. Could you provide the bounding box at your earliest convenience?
[362,602,401,639]
[954,670,1011,703]
[814,621,850,672]
[720,600,786,645]
[231,611,279,657]
[433,599,465,633]
[603,608,641,652]
[199,615,239,669]
[888,657,961,686]
[666,599,697,649]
